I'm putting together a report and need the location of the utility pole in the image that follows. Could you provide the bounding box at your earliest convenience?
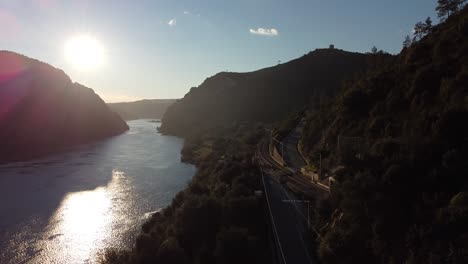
[281,142,284,160]
[319,95,322,127]
[270,129,273,155]
[265,128,274,155]
[319,152,322,180]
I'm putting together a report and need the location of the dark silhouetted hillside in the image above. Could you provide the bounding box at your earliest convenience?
[300,6,468,263]
[0,51,129,163]
[160,49,383,137]
[108,99,176,120]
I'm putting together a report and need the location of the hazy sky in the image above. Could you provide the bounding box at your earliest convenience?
[0,0,437,102]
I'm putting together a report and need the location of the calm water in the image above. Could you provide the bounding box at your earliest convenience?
[0,120,196,264]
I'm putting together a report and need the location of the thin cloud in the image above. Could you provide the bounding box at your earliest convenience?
[183,11,201,17]
[249,28,279,36]
[168,19,177,26]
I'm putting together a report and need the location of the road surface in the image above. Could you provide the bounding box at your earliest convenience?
[257,140,315,264]
[283,119,307,171]
[261,167,314,264]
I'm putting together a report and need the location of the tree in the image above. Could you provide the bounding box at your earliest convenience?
[413,17,433,41]
[403,35,412,48]
[413,21,426,41]
[157,238,189,264]
[452,0,466,12]
[436,0,466,20]
[371,46,378,54]
[215,227,252,264]
[425,17,433,33]
[437,0,450,19]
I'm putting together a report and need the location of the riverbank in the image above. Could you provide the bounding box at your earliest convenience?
[101,124,272,264]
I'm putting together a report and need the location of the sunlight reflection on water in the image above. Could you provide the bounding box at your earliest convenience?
[0,120,197,264]
[39,170,122,263]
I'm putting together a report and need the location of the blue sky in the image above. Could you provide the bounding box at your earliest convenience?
[0,0,437,102]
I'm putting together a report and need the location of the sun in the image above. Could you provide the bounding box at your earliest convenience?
[65,35,105,71]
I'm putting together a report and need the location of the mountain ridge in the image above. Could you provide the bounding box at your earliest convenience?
[108,99,176,120]
[160,48,386,137]
[0,50,129,163]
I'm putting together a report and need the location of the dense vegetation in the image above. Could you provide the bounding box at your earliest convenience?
[105,3,468,264]
[159,49,377,137]
[301,6,468,263]
[0,51,128,163]
[108,99,176,120]
[101,125,270,264]
[103,48,383,264]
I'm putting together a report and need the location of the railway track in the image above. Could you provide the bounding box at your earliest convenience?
[256,139,329,197]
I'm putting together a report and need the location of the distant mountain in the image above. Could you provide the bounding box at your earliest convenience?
[108,99,176,120]
[160,48,383,137]
[0,51,129,163]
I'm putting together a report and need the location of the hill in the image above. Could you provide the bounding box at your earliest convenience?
[0,51,129,163]
[300,6,468,263]
[108,99,176,120]
[160,49,384,137]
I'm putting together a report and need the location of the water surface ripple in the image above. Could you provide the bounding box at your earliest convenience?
[0,120,196,264]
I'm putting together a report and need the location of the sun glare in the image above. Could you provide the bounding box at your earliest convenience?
[65,35,105,71]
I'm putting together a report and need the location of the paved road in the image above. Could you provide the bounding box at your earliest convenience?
[261,168,314,264]
[283,119,307,171]
[257,119,325,264]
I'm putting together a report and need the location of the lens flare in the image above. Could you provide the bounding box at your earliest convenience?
[64,35,105,71]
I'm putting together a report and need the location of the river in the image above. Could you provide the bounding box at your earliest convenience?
[0,120,196,264]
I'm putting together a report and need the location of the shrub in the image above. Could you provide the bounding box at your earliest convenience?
[157,237,189,264]
[214,227,251,264]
